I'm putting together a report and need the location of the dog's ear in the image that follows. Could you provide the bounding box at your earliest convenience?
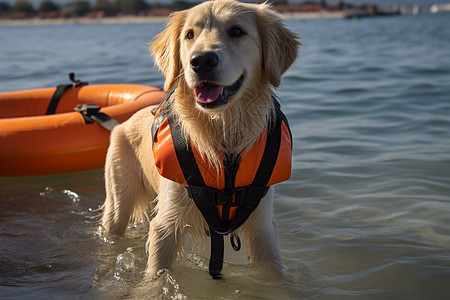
[150,11,186,91]
[256,4,300,87]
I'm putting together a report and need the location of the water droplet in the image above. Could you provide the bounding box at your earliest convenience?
[39,186,54,197]
[62,189,80,202]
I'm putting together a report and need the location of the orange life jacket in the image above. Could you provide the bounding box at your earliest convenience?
[151,98,292,234]
[151,97,292,278]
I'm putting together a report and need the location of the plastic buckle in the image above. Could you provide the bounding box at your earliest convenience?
[212,189,235,206]
[74,103,100,115]
[74,103,100,124]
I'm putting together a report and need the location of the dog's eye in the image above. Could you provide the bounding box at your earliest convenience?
[229,27,245,38]
[186,30,194,40]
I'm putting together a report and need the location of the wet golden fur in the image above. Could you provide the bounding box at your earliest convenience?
[101,0,299,277]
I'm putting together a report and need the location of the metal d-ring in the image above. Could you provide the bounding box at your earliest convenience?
[230,234,241,251]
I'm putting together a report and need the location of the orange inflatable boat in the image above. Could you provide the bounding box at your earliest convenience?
[0,78,164,177]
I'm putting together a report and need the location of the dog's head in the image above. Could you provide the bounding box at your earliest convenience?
[151,0,299,112]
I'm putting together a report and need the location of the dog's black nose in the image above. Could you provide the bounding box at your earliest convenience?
[190,52,219,74]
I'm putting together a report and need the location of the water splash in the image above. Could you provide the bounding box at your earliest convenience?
[158,270,187,300]
[115,247,136,280]
[39,187,81,203]
[62,189,81,203]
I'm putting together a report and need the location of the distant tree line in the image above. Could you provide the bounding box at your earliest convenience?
[3,1,337,19]
[0,0,209,17]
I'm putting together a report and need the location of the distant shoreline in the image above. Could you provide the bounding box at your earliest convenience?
[0,11,348,26]
[0,15,168,26]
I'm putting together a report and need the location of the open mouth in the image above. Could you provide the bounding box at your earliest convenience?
[194,75,244,109]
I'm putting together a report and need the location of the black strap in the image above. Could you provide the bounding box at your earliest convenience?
[46,84,72,115]
[222,103,284,234]
[209,229,224,279]
[90,112,120,131]
[166,111,227,278]
[168,113,205,187]
[74,103,120,132]
[151,92,176,143]
[46,73,88,115]
[252,106,282,187]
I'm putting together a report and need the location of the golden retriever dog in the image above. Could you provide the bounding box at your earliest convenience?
[101,0,299,278]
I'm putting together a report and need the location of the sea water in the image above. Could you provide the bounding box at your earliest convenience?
[1,13,450,299]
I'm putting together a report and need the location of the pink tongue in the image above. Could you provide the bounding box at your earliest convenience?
[194,85,224,103]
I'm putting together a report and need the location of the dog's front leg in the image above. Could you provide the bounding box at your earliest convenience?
[146,217,178,277]
[145,180,184,277]
[102,125,152,235]
[241,188,283,267]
